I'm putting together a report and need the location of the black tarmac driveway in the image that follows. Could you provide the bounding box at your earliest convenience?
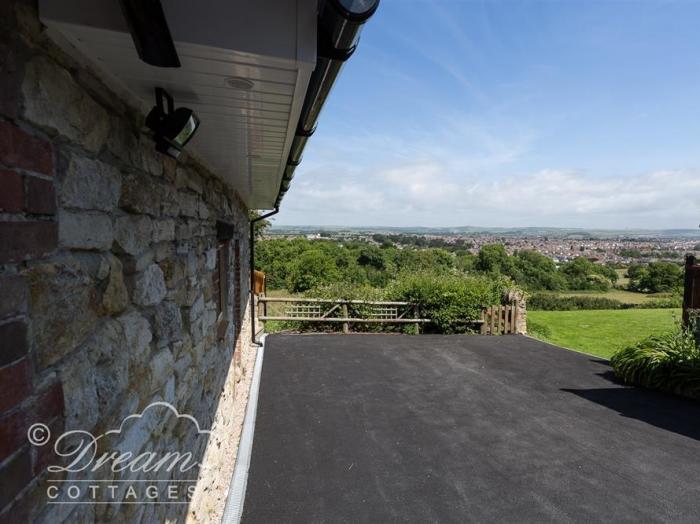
[242,334,700,523]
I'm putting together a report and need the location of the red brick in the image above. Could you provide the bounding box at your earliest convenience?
[31,416,64,476]
[32,381,64,422]
[0,275,27,320]
[0,321,28,367]
[0,170,23,212]
[0,447,32,510]
[0,221,58,263]
[0,409,27,463]
[0,358,33,413]
[0,121,53,176]
[25,177,56,215]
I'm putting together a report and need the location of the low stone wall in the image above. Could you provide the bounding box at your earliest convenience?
[1,1,254,521]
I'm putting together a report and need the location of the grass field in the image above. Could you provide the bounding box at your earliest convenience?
[553,289,673,304]
[527,309,681,359]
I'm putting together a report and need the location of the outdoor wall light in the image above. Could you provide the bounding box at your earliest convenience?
[145,87,200,159]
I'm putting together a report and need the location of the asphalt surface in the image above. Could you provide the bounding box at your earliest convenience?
[242,334,700,523]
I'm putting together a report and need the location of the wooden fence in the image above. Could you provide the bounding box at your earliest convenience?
[257,296,520,335]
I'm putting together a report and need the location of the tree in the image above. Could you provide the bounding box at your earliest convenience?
[475,244,512,274]
[560,257,614,291]
[635,262,682,293]
[513,250,566,291]
[357,246,386,270]
[286,250,340,292]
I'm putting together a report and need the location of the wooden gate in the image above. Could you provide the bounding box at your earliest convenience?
[683,255,700,325]
[480,303,518,335]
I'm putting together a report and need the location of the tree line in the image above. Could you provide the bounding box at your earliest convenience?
[255,238,683,294]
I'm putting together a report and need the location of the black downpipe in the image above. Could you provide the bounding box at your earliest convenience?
[249,208,279,344]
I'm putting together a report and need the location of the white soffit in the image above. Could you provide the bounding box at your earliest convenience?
[39,0,317,209]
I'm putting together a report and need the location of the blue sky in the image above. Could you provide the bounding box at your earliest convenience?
[276,0,700,229]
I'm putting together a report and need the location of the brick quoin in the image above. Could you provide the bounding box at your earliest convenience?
[0,358,33,413]
[0,121,53,176]
[0,448,32,510]
[0,169,23,212]
[25,177,56,215]
[0,320,28,367]
[0,221,58,263]
[32,381,64,423]
[0,409,28,463]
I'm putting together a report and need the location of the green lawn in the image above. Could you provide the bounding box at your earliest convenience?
[527,308,681,359]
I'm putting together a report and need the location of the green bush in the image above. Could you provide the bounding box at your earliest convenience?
[610,324,700,399]
[635,295,683,309]
[266,273,518,335]
[528,292,682,311]
[526,320,552,340]
[528,293,623,311]
[386,272,511,334]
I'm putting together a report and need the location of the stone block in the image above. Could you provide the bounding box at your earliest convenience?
[177,192,199,218]
[28,262,98,369]
[85,320,128,415]
[159,185,179,217]
[149,348,174,392]
[131,136,163,177]
[101,255,128,315]
[58,210,112,250]
[152,219,175,243]
[114,214,152,256]
[119,171,161,216]
[132,263,166,306]
[59,155,120,212]
[120,249,154,275]
[154,300,183,345]
[188,295,205,323]
[22,57,109,153]
[60,354,99,431]
[117,311,152,368]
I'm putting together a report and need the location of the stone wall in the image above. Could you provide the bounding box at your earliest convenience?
[1,1,255,521]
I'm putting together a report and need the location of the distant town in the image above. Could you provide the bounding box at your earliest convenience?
[267,225,700,265]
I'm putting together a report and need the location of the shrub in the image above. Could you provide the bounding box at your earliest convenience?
[635,295,683,309]
[304,283,401,333]
[610,323,700,399]
[386,272,512,334]
[528,293,623,311]
[527,320,552,340]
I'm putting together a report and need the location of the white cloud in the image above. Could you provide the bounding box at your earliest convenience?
[279,164,700,229]
[277,111,700,230]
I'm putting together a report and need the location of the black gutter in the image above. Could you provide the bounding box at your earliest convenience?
[249,207,279,344]
[273,0,380,208]
[118,0,181,67]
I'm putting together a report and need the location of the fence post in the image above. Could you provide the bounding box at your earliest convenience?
[342,302,349,334]
[413,304,421,335]
[489,306,495,335]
